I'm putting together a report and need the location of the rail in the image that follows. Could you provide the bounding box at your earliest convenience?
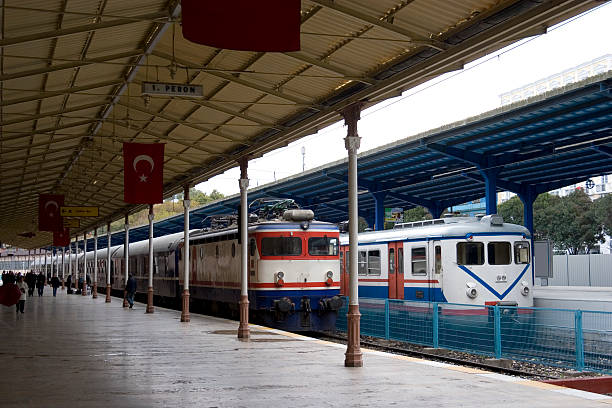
[335,298,612,374]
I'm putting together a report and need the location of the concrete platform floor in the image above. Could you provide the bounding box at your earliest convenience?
[1,288,611,407]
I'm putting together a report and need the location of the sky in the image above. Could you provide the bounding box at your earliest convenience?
[196,2,612,197]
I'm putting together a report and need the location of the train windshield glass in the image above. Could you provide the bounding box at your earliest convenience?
[514,242,530,264]
[308,236,338,256]
[457,242,484,265]
[487,242,511,265]
[261,237,302,256]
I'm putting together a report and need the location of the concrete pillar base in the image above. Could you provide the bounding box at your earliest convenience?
[180,290,190,322]
[146,286,154,314]
[92,283,98,299]
[123,289,128,308]
[105,285,111,303]
[345,304,363,367]
[81,281,87,296]
[238,295,250,339]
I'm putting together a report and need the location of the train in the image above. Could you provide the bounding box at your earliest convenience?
[339,214,534,307]
[75,208,344,332]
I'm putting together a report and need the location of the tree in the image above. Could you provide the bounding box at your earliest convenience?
[590,194,612,236]
[403,206,433,222]
[497,196,523,225]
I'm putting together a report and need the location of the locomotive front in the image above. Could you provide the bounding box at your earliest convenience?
[249,210,343,331]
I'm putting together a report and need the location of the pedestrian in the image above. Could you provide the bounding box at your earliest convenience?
[66,274,72,294]
[36,272,45,296]
[125,274,137,309]
[51,275,61,297]
[16,275,26,314]
[26,271,36,297]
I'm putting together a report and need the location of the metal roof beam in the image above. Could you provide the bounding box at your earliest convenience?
[0,102,106,127]
[283,52,377,85]
[309,0,448,51]
[0,79,122,107]
[0,50,143,81]
[591,144,612,158]
[1,120,94,143]
[151,51,318,108]
[0,11,171,48]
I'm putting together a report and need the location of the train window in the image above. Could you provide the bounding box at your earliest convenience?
[261,237,302,256]
[232,243,236,258]
[249,239,256,257]
[389,249,395,274]
[368,250,381,276]
[514,242,530,264]
[488,242,511,265]
[200,247,204,259]
[411,247,427,275]
[216,245,219,259]
[435,246,442,274]
[358,251,367,275]
[308,236,338,256]
[397,249,403,274]
[457,242,484,265]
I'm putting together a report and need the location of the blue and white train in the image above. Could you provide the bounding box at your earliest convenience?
[339,215,534,308]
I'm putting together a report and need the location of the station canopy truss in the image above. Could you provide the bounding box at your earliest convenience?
[95,72,612,251]
[0,0,605,249]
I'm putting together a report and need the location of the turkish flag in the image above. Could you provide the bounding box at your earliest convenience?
[53,228,70,247]
[182,0,301,52]
[123,142,165,204]
[38,194,64,232]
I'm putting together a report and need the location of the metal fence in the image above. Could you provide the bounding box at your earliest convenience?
[335,297,612,374]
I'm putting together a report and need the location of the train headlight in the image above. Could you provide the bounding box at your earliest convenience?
[275,271,285,287]
[325,271,334,286]
[520,281,530,296]
[326,271,334,279]
[466,282,477,299]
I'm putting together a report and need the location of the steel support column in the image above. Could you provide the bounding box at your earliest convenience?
[181,187,191,322]
[146,205,155,314]
[372,191,386,231]
[106,222,112,303]
[481,168,501,215]
[427,204,444,219]
[238,158,250,339]
[123,215,129,307]
[342,103,363,367]
[93,229,98,298]
[519,186,537,285]
[72,241,77,290]
[82,233,87,296]
[61,247,65,289]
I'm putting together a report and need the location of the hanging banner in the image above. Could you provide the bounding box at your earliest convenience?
[53,228,70,247]
[181,0,301,52]
[38,194,64,232]
[141,82,204,97]
[60,207,99,217]
[123,142,165,204]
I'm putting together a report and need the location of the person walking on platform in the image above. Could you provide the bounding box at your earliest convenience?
[36,272,46,297]
[125,274,137,309]
[16,275,26,314]
[66,274,72,294]
[26,271,36,297]
[51,275,61,297]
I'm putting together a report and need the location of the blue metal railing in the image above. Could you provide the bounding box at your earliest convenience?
[335,297,612,374]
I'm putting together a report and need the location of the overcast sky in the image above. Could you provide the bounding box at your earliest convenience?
[196,2,612,197]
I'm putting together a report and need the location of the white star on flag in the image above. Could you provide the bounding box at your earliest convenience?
[139,174,148,182]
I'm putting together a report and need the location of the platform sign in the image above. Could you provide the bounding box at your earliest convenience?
[60,206,99,217]
[63,218,80,228]
[385,207,404,223]
[141,82,204,97]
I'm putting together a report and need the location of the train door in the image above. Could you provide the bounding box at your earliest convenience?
[387,242,403,299]
[340,246,348,295]
[249,238,257,284]
[428,240,442,301]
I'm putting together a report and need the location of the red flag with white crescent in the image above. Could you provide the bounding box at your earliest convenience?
[38,194,64,232]
[181,0,301,52]
[123,143,165,204]
[53,227,70,247]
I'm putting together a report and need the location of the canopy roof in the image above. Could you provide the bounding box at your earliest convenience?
[0,0,602,248]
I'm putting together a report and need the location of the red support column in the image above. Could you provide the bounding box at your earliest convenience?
[106,221,112,303]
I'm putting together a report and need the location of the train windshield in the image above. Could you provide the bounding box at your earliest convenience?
[308,236,338,256]
[261,237,302,256]
[514,242,530,264]
[457,242,484,265]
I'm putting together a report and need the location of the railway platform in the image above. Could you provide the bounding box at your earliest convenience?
[1,291,611,407]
